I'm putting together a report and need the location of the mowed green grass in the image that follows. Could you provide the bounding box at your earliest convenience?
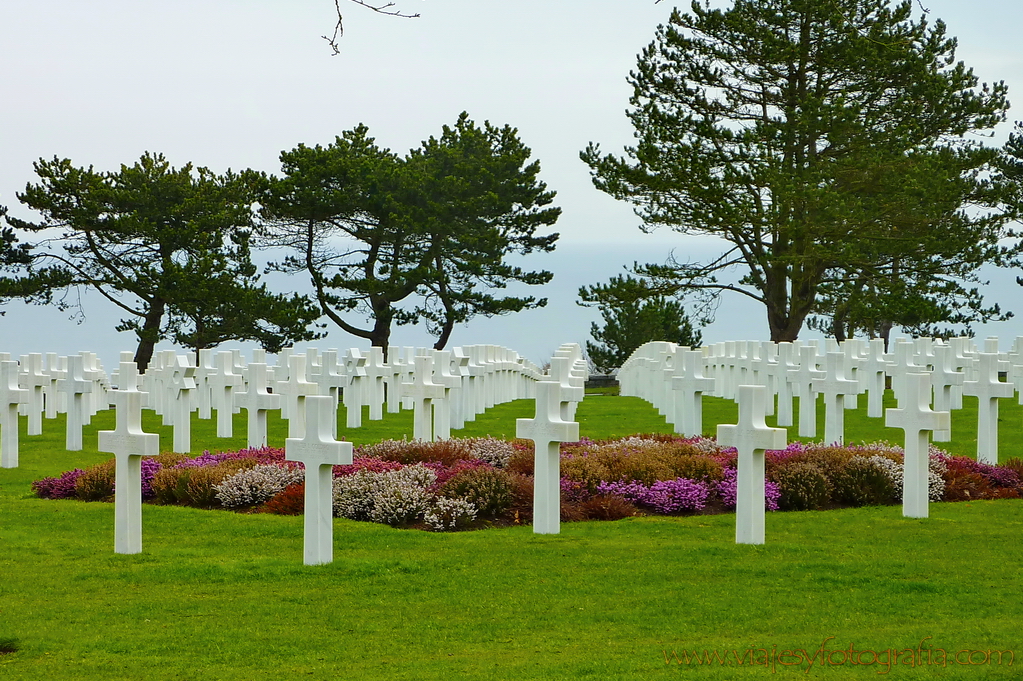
[1,391,1021,680]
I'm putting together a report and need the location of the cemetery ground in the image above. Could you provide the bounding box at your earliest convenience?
[1,393,1021,680]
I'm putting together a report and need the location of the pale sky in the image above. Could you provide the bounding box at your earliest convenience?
[2,0,1022,368]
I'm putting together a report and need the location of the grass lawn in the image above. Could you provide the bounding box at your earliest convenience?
[1,391,1021,680]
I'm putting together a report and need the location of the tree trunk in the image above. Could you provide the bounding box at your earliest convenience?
[433,314,454,351]
[133,298,166,373]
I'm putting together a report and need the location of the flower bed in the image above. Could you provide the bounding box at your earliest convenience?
[31,435,1023,531]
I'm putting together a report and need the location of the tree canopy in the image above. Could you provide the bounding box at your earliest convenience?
[257,112,561,351]
[581,0,1018,343]
[9,153,323,371]
[579,274,703,373]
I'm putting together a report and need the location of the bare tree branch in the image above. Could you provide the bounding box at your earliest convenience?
[323,0,421,55]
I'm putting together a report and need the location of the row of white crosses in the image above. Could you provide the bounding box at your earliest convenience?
[94,344,578,563]
[0,341,548,469]
[620,336,1022,463]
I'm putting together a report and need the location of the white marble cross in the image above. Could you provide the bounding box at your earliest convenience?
[363,347,388,421]
[858,338,889,419]
[886,340,926,407]
[403,355,445,441]
[384,345,406,415]
[841,339,864,409]
[58,354,93,451]
[286,395,352,566]
[193,349,215,420]
[885,372,950,519]
[516,380,580,535]
[209,351,243,438]
[43,352,62,419]
[1,360,29,468]
[811,351,859,445]
[671,350,715,437]
[963,352,1013,464]
[774,342,798,427]
[236,362,280,448]
[99,387,159,554]
[21,353,48,436]
[431,350,462,441]
[169,355,197,453]
[341,348,367,429]
[549,356,584,422]
[277,354,318,438]
[929,344,963,442]
[717,384,787,545]
[448,348,470,430]
[788,345,824,438]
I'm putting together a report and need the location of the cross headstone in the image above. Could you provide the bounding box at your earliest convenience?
[885,372,950,519]
[516,380,580,535]
[237,363,281,448]
[449,348,470,430]
[1,360,29,468]
[717,384,787,545]
[671,350,715,437]
[194,349,216,420]
[58,354,93,451]
[403,355,446,441]
[929,344,963,442]
[209,351,243,438]
[774,342,798,427]
[431,350,461,441]
[20,353,48,436]
[44,352,62,418]
[310,349,344,437]
[99,388,159,554]
[811,352,859,445]
[841,339,865,409]
[886,340,926,407]
[169,355,197,453]
[286,395,353,566]
[341,348,367,429]
[788,345,824,438]
[962,352,1013,464]
[384,345,406,415]
[363,347,388,421]
[277,354,318,438]
[858,338,888,419]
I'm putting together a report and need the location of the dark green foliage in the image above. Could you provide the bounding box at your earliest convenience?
[439,467,515,518]
[833,457,898,507]
[258,112,560,350]
[581,0,1015,342]
[9,153,323,370]
[578,274,702,372]
[0,636,20,655]
[772,462,833,511]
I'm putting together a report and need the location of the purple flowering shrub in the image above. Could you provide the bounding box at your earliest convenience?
[31,469,87,500]
[715,468,781,511]
[596,478,711,514]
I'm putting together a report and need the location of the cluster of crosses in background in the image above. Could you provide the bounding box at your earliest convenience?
[3,334,1020,563]
[619,336,1023,542]
[0,343,588,564]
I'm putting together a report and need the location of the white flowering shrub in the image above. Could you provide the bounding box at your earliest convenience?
[332,464,438,526]
[424,498,478,531]
[214,464,304,508]
[864,454,945,502]
[332,470,379,521]
[467,437,515,468]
